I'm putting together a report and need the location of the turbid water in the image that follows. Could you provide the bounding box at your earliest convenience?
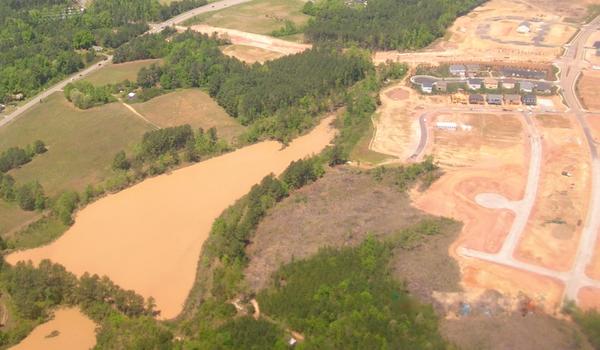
[9,308,96,350]
[6,116,336,319]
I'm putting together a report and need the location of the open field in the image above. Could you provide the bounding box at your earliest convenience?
[221,44,284,63]
[0,93,152,196]
[83,59,162,86]
[584,31,600,65]
[185,24,310,55]
[441,312,592,350]
[9,308,96,350]
[515,114,590,272]
[245,166,461,293]
[183,0,309,38]
[133,89,246,142]
[6,116,336,320]
[0,202,40,238]
[578,72,600,111]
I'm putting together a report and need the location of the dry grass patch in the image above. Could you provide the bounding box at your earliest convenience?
[245,166,461,295]
[221,44,284,63]
[133,89,246,142]
[578,72,600,112]
[84,59,162,86]
[0,92,152,196]
[0,201,41,238]
[184,0,309,38]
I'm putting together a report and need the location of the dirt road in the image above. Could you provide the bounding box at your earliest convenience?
[185,24,311,55]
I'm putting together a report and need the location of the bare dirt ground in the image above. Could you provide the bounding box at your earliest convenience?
[410,112,570,312]
[374,0,577,65]
[5,116,336,320]
[221,44,284,63]
[441,312,592,350]
[369,82,450,161]
[9,308,96,350]
[578,72,600,112]
[584,31,600,65]
[585,115,600,281]
[245,166,461,293]
[514,114,590,272]
[579,287,600,310]
[184,25,310,56]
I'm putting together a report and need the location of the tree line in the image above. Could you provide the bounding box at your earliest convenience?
[303,0,485,50]
[0,0,207,103]
[113,30,373,141]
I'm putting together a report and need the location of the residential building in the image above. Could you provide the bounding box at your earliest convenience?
[469,94,484,104]
[594,41,600,49]
[467,78,483,90]
[434,81,448,92]
[486,94,503,105]
[522,94,537,106]
[502,79,517,89]
[466,64,481,76]
[535,82,553,94]
[451,93,468,104]
[449,64,466,77]
[421,82,433,94]
[519,81,534,93]
[504,94,521,105]
[484,78,499,90]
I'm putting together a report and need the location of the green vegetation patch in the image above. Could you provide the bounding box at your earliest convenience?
[258,237,447,349]
[0,93,152,196]
[184,0,310,38]
[84,59,163,86]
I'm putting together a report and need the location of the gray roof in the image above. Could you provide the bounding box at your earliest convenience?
[535,82,553,91]
[468,78,483,84]
[449,64,466,72]
[594,41,600,49]
[520,81,534,89]
[487,94,503,100]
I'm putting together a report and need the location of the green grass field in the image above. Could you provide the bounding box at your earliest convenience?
[349,119,394,166]
[84,59,163,86]
[134,89,246,142]
[0,201,41,238]
[0,93,152,197]
[184,0,309,37]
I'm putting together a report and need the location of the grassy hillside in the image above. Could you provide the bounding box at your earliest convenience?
[0,93,152,196]
[84,59,163,86]
[184,0,309,38]
[133,89,246,142]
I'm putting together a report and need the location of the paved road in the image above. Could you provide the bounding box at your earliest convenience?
[461,15,600,304]
[0,0,251,129]
[556,15,600,300]
[408,111,430,160]
[148,0,251,33]
[0,56,112,128]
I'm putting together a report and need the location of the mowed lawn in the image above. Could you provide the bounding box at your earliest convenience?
[84,59,163,86]
[133,89,246,142]
[184,0,309,37]
[0,92,152,196]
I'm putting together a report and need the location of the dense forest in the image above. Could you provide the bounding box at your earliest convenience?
[303,0,486,50]
[0,0,206,103]
[114,30,373,140]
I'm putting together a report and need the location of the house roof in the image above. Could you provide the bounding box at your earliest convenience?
[535,82,553,91]
[520,81,534,89]
[487,94,502,100]
[594,41,600,49]
[449,64,466,72]
[522,94,537,100]
[505,94,521,101]
[484,78,498,84]
[469,94,484,100]
[468,78,483,85]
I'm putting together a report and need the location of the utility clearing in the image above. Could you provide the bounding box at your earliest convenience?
[5,116,336,319]
[9,308,96,350]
